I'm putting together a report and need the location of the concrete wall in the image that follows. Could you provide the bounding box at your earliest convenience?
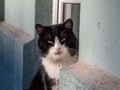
[0,0,4,21]
[23,39,39,89]
[35,0,53,25]
[5,0,35,36]
[80,0,120,78]
[0,24,39,90]
[0,26,23,90]
[60,68,100,90]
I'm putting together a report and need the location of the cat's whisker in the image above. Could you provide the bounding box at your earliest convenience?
[35,59,41,73]
[60,30,66,36]
[68,47,76,50]
[41,51,48,56]
[40,43,48,49]
[34,52,48,73]
[68,48,78,56]
[46,33,52,38]
[68,48,77,52]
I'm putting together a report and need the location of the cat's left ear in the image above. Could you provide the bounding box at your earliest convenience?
[64,19,73,30]
[35,24,45,35]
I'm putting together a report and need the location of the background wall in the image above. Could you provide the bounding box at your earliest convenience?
[5,0,35,36]
[35,0,53,25]
[80,0,120,78]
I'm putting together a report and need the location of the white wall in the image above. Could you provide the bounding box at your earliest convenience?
[5,0,35,37]
[80,0,120,77]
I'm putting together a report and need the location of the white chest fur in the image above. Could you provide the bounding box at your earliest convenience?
[42,59,62,80]
[42,54,78,80]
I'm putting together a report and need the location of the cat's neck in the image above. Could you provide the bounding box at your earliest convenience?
[41,55,78,80]
[41,54,78,67]
[42,57,62,80]
[42,57,66,68]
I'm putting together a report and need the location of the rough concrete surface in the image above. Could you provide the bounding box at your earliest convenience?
[60,60,120,90]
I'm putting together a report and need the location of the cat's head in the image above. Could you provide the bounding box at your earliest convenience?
[35,19,78,62]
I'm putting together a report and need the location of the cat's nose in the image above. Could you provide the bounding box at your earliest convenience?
[55,47,61,54]
[56,48,61,52]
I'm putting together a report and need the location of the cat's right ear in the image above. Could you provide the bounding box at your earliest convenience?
[35,24,45,35]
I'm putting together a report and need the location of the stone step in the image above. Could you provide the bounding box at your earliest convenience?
[59,60,120,90]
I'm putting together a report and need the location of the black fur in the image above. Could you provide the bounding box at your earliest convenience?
[30,64,55,90]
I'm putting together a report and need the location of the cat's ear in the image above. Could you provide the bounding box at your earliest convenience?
[35,24,45,35]
[64,19,73,30]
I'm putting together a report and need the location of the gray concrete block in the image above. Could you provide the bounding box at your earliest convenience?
[60,68,99,90]
[23,39,39,89]
[59,61,120,90]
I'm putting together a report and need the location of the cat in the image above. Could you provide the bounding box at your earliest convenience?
[30,19,78,90]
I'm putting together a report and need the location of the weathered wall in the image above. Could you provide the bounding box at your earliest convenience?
[5,0,35,36]
[23,39,39,89]
[80,0,120,77]
[0,24,38,90]
[35,0,53,25]
[0,25,23,90]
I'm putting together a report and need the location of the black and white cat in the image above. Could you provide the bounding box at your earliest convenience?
[30,19,78,90]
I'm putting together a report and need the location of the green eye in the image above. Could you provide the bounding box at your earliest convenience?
[61,38,66,42]
[48,41,54,45]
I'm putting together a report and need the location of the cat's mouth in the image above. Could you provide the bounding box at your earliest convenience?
[54,51,62,55]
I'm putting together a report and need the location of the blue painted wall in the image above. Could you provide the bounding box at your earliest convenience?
[23,39,39,89]
[0,24,39,90]
[0,25,23,90]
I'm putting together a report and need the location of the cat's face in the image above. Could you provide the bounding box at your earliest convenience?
[36,19,78,62]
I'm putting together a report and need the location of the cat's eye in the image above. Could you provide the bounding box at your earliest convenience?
[48,41,54,45]
[61,38,66,42]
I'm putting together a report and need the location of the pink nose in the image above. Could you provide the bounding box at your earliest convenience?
[55,48,61,54]
[56,48,61,52]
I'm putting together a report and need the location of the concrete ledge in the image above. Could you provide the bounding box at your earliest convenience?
[0,22,39,90]
[60,60,120,90]
[0,22,33,42]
